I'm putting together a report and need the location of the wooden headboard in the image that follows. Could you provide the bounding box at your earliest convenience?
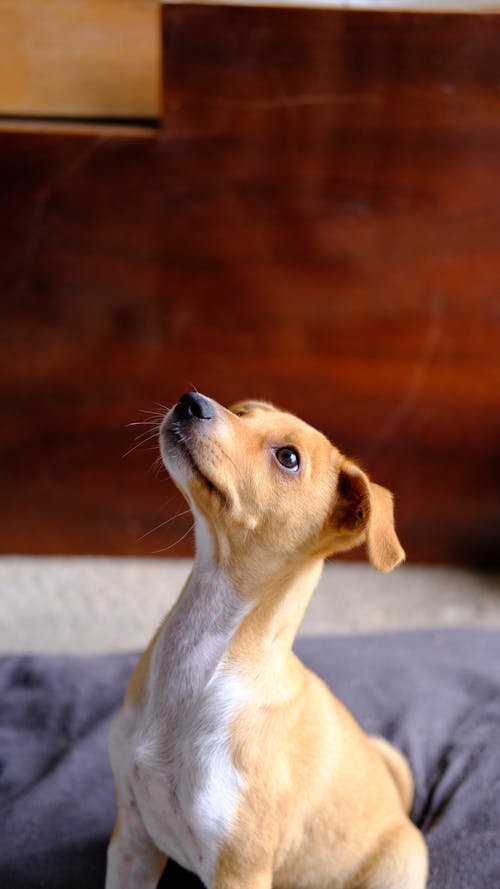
[0,4,498,565]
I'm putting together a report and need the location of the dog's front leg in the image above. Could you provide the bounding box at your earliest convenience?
[213,858,273,889]
[214,873,272,889]
[105,791,167,889]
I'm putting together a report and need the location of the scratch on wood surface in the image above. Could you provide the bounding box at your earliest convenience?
[15,137,108,297]
[214,92,383,110]
[366,294,444,458]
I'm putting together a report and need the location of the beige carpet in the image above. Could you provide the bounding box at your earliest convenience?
[0,556,499,654]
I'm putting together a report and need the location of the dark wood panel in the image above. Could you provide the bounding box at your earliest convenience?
[0,6,499,565]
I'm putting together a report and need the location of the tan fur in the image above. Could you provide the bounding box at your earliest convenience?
[106,395,428,889]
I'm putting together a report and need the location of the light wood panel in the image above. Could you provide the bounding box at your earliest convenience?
[0,0,161,122]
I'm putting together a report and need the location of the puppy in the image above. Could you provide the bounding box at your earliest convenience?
[106,392,428,889]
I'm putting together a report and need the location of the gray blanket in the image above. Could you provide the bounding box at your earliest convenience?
[1,629,499,888]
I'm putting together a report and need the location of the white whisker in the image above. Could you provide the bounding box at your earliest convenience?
[122,431,160,458]
[152,520,195,554]
[131,427,160,442]
[151,456,166,477]
[138,508,192,542]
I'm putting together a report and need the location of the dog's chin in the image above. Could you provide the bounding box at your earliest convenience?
[161,424,226,507]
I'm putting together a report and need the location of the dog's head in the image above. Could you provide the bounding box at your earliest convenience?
[160,392,404,574]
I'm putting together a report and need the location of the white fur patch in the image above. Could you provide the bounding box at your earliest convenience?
[129,552,250,887]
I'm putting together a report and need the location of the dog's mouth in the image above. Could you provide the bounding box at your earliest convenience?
[165,422,227,506]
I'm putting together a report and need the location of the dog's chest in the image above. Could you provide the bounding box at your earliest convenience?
[131,578,248,886]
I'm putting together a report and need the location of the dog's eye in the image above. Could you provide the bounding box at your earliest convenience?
[275,447,300,472]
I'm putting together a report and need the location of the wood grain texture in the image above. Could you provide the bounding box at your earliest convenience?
[0,6,499,564]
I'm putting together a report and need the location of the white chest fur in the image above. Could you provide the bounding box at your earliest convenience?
[130,565,250,888]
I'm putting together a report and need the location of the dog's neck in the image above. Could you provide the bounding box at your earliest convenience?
[145,548,324,739]
[229,556,324,661]
[178,544,323,662]
[151,555,247,703]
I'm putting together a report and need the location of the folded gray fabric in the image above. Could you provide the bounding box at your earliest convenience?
[0,629,498,888]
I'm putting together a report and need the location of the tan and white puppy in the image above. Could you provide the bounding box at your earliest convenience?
[106,392,428,889]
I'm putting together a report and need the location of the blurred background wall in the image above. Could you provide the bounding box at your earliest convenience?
[0,2,499,566]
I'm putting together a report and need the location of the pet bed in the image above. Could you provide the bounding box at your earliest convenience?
[0,628,499,888]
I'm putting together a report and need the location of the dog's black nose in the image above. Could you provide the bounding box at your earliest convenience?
[173,392,216,422]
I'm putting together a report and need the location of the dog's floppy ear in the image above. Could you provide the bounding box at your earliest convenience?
[331,460,405,572]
